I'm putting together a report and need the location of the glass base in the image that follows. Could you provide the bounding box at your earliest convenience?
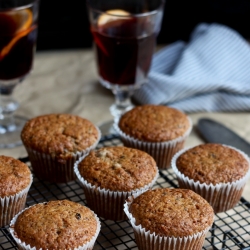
[110,101,134,119]
[0,115,27,148]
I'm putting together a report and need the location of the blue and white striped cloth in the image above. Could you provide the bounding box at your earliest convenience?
[133,23,250,112]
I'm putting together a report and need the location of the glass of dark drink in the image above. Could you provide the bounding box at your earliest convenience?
[87,0,164,132]
[0,0,39,148]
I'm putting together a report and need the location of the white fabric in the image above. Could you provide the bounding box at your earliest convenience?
[133,23,250,112]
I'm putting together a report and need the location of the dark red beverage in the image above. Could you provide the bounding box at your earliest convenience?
[0,6,38,81]
[91,13,156,86]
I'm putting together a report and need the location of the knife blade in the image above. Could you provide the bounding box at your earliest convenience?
[197,118,250,156]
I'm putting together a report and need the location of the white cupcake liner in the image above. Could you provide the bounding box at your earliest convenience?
[74,157,159,221]
[124,191,212,250]
[114,117,192,169]
[171,145,250,213]
[0,173,33,227]
[25,127,101,183]
[9,202,101,250]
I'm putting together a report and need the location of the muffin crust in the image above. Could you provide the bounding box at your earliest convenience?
[13,200,98,249]
[129,188,214,237]
[78,146,157,191]
[176,143,249,184]
[118,105,190,142]
[0,155,31,197]
[21,114,100,160]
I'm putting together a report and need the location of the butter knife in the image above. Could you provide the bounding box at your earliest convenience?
[197,118,250,156]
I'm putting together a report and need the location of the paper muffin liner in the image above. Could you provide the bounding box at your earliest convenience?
[171,145,250,213]
[74,158,159,221]
[124,191,212,250]
[9,202,101,250]
[114,117,192,169]
[0,173,33,227]
[24,127,101,183]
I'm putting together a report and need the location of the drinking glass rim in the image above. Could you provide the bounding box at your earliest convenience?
[86,0,165,17]
[0,0,39,11]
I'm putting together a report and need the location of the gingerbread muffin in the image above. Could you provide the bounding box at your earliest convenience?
[10,200,101,250]
[0,155,32,227]
[171,143,250,213]
[115,105,192,169]
[124,188,214,250]
[21,113,101,183]
[74,146,158,221]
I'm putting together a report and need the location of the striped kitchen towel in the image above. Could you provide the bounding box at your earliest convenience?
[133,23,250,112]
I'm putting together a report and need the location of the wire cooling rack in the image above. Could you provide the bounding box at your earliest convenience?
[1,134,250,250]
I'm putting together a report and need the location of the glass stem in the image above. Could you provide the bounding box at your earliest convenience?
[0,85,19,134]
[110,88,134,121]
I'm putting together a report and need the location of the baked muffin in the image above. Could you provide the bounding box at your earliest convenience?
[21,113,101,183]
[115,104,192,169]
[171,143,250,213]
[9,200,101,250]
[0,155,32,227]
[74,146,158,221]
[124,188,214,250]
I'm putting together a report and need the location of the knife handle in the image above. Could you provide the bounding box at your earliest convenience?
[197,118,250,156]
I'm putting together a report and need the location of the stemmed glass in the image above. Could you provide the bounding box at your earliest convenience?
[0,0,39,148]
[87,0,164,133]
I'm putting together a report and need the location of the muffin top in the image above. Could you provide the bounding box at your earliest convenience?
[21,114,100,160]
[78,146,157,191]
[13,200,99,250]
[0,155,31,197]
[118,105,190,142]
[129,188,214,237]
[176,143,250,185]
